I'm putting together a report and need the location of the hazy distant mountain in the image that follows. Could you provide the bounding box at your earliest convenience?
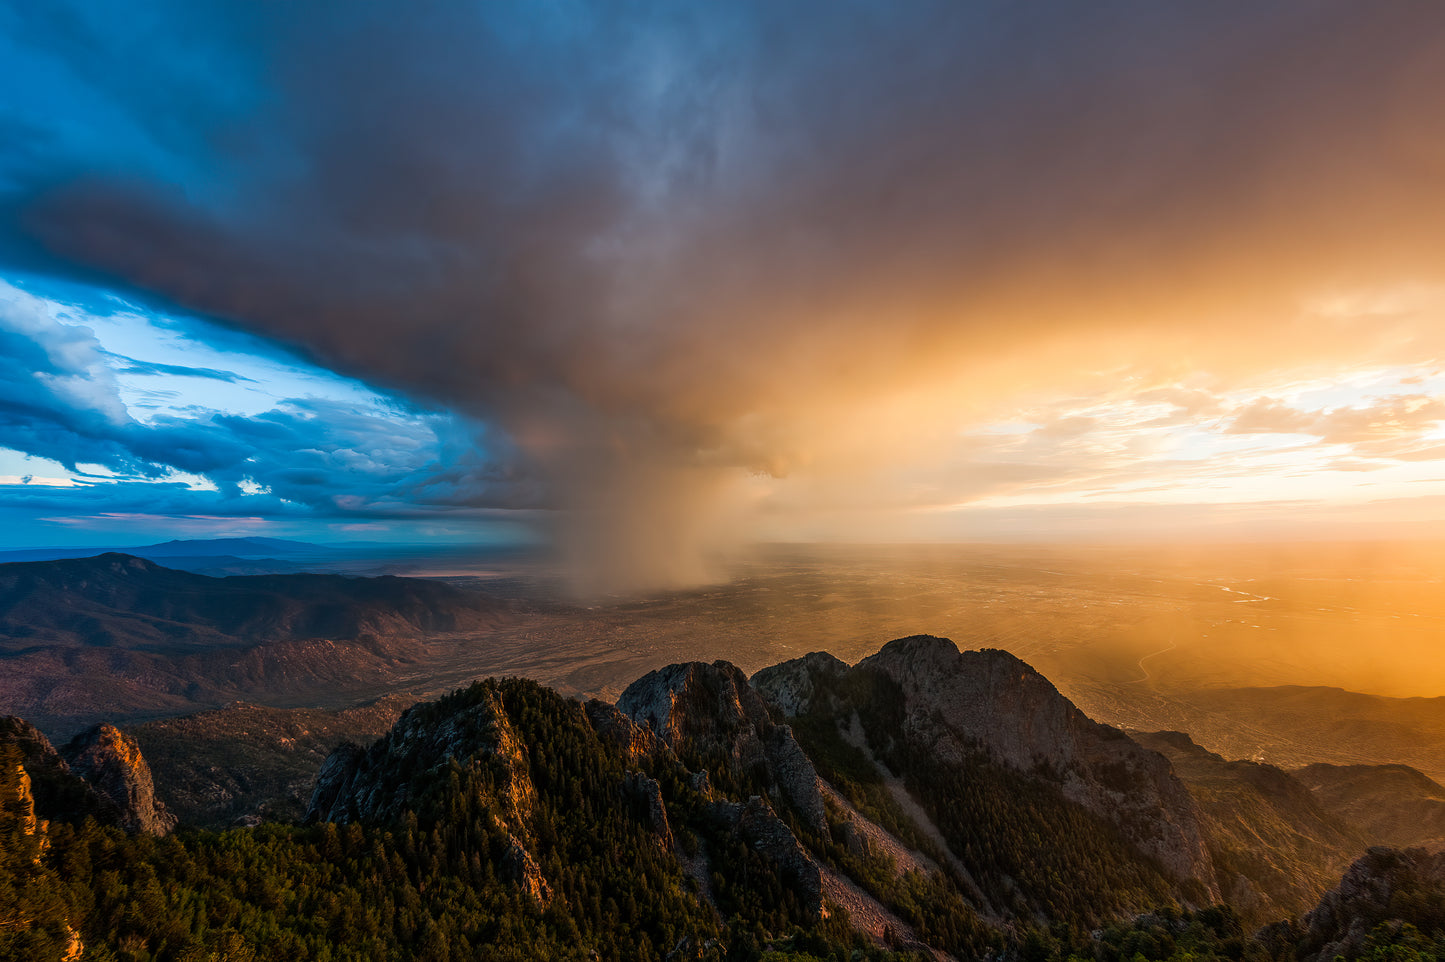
[1296,763,1445,853]
[124,537,321,557]
[1177,686,1445,785]
[0,536,323,564]
[0,554,510,735]
[0,553,495,650]
[0,538,335,578]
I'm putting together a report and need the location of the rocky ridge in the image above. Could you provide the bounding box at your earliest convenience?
[757,636,1218,897]
[306,684,534,832]
[296,637,1239,951]
[14,633,1445,960]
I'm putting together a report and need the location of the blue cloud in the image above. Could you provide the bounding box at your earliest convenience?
[106,354,255,383]
[0,280,539,542]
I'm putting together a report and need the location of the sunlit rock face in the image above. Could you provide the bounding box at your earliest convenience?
[617,660,775,760]
[584,699,664,765]
[4,754,42,848]
[62,723,176,836]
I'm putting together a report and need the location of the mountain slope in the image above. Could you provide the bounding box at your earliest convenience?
[752,637,1218,929]
[1263,847,1445,962]
[1133,730,1366,922]
[131,697,411,829]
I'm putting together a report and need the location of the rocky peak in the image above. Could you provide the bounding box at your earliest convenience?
[749,651,848,718]
[306,683,535,832]
[862,633,976,679]
[584,699,663,764]
[617,660,774,756]
[61,724,176,836]
[858,639,1097,770]
[617,660,827,834]
[859,640,1071,768]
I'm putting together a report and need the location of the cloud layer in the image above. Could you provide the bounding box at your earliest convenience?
[3,1,1445,586]
[0,281,537,532]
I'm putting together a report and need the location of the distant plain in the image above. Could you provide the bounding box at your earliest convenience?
[6,539,1445,779]
[391,540,1445,780]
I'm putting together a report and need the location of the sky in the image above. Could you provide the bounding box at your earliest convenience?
[2,1,1445,590]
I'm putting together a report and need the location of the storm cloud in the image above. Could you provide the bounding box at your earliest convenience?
[3,1,1445,588]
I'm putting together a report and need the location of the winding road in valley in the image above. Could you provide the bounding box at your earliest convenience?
[1130,638,1178,684]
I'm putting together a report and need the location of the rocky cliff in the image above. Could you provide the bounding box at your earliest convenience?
[306,683,534,832]
[618,660,828,834]
[0,744,85,960]
[61,724,177,836]
[0,716,174,836]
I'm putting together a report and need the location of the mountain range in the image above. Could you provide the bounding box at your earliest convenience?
[0,553,510,736]
[7,633,1445,960]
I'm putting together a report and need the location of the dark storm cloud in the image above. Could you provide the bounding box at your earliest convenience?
[3,0,1445,586]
